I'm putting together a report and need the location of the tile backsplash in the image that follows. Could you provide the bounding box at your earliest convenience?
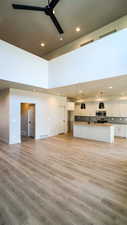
[75,116,127,124]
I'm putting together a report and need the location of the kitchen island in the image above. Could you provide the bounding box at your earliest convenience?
[73,122,114,143]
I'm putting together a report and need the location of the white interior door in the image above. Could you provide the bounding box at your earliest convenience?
[28,106,35,137]
[58,106,65,134]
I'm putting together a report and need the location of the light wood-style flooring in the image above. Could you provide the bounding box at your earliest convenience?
[0,135,127,225]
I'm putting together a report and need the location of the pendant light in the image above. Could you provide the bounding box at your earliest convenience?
[99,102,104,109]
[99,92,105,109]
[81,103,86,109]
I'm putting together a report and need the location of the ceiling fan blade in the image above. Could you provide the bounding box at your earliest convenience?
[49,13,64,34]
[12,4,45,11]
[49,0,60,9]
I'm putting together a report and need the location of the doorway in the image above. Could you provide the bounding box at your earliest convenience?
[21,103,35,142]
[68,111,74,134]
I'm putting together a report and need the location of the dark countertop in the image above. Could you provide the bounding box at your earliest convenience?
[74,122,113,127]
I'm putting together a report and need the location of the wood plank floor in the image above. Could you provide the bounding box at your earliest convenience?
[0,135,127,225]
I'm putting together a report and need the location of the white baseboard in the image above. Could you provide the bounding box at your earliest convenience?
[0,136,9,144]
[35,135,48,140]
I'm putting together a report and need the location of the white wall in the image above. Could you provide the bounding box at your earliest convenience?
[0,40,48,88]
[0,89,10,143]
[9,88,67,144]
[75,99,127,117]
[1,28,127,90]
[45,15,127,60]
[49,28,127,88]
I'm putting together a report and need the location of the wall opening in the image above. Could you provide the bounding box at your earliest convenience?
[21,103,35,142]
[67,111,74,134]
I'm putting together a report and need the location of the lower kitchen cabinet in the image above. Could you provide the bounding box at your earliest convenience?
[113,124,127,138]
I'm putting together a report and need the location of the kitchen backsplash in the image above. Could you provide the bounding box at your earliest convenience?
[75,116,127,124]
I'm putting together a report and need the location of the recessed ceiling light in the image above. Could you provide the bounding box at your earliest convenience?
[41,43,45,47]
[79,90,83,94]
[53,10,55,14]
[76,27,80,32]
[109,86,113,89]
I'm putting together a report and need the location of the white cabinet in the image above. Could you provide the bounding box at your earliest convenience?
[113,124,127,138]
[73,124,114,143]
[73,125,81,138]
[67,102,75,111]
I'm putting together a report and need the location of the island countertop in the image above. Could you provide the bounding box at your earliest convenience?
[73,122,113,127]
[73,121,114,143]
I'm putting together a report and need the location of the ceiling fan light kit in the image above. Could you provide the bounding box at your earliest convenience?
[12,0,64,34]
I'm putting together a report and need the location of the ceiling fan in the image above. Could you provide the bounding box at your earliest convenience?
[12,0,64,34]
